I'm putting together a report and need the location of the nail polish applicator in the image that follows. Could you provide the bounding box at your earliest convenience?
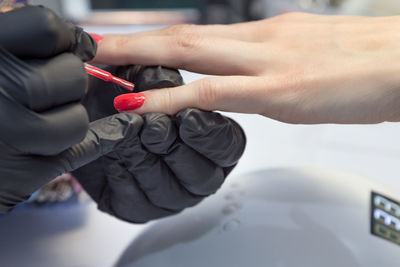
[84,63,135,92]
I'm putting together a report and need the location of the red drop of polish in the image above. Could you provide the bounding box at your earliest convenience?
[89,33,104,44]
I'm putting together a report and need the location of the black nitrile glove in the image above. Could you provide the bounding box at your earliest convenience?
[73,65,246,223]
[0,5,96,61]
[0,6,144,213]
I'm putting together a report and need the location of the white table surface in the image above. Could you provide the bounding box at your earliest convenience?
[0,24,399,267]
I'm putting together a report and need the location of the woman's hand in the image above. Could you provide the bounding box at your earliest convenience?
[94,12,400,124]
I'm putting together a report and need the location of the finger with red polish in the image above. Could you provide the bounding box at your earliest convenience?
[114,93,145,111]
[113,76,268,115]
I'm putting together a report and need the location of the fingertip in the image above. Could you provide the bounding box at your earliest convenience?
[113,90,166,115]
[73,28,98,61]
[113,93,145,112]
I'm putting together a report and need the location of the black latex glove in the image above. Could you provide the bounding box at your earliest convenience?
[73,65,246,223]
[0,6,144,213]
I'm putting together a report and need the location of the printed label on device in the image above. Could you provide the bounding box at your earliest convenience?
[371,192,400,246]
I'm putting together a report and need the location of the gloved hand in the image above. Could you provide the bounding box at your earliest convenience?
[73,65,246,223]
[0,6,144,213]
[0,5,95,60]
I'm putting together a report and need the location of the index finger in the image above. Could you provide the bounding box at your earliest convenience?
[94,34,266,76]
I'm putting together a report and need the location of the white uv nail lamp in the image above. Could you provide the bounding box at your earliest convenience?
[115,167,400,267]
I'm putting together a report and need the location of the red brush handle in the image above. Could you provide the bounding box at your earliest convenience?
[84,63,134,91]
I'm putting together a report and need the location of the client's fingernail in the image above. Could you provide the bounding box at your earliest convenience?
[114,93,145,111]
[89,33,104,44]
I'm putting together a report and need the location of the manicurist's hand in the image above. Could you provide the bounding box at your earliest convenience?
[94,12,400,124]
[73,65,246,223]
[0,6,143,213]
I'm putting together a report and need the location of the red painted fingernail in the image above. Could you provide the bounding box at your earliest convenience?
[89,33,104,44]
[114,93,145,111]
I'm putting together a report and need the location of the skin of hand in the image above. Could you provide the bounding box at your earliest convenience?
[93,12,400,124]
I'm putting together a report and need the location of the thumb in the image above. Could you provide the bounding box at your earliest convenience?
[113,76,264,115]
[54,113,143,173]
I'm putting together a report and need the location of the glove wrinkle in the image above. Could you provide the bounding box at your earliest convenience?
[62,113,143,172]
[177,109,246,167]
[0,47,41,109]
[71,27,98,61]
[162,140,226,196]
[141,113,177,155]
[103,153,176,223]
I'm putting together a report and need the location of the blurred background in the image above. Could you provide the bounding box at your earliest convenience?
[1,0,400,266]
[22,0,400,23]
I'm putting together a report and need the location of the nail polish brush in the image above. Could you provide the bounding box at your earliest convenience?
[84,63,135,91]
